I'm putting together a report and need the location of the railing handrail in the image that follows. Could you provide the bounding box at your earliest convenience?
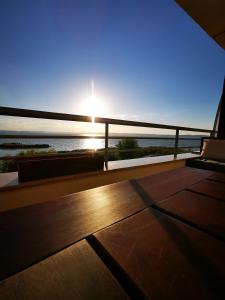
[0,106,213,133]
[0,135,208,140]
[0,105,214,168]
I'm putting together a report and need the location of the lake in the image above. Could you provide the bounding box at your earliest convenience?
[0,137,201,157]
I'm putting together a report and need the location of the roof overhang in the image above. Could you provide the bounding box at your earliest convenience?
[176,0,225,50]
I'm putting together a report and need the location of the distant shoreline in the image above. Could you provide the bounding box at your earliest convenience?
[0,143,50,149]
[0,130,207,138]
[0,137,201,158]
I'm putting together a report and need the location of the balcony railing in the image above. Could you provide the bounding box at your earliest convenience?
[0,106,214,169]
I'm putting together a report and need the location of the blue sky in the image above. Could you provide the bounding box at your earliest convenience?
[0,0,224,134]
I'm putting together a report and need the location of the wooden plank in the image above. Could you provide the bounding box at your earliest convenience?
[158,190,225,240]
[0,180,151,281]
[188,179,225,201]
[94,208,225,300]
[0,240,129,300]
[208,172,225,184]
[135,167,213,203]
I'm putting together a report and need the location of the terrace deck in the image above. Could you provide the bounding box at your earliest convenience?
[0,166,225,299]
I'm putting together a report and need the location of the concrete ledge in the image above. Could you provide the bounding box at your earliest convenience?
[108,153,198,170]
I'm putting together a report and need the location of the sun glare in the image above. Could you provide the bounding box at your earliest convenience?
[80,95,107,121]
[79,81,108,120]
[78,81,108,150]
[83,138,102,151]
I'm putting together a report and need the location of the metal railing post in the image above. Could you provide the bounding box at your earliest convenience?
[174,129,179,158]
[104,123,109,169]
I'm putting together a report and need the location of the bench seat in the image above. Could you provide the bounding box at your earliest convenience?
[186,157,225,173]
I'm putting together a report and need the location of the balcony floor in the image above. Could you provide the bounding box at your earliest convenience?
[0,166,224,299]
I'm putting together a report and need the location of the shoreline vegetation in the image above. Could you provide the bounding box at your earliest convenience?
[0,139,191,173]
[0,143,50,149]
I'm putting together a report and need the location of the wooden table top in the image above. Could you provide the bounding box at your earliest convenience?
[188,179,225,201]
[135,167,213,203]
[208,172,225,183]
[158,190,225,241]
[0,166,225,300]
[0,240,129,300]
[0,180,151,281]
[94,208,225,300]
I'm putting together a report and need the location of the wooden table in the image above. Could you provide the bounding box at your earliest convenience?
[0,240,129,300]
[0,166,225,299]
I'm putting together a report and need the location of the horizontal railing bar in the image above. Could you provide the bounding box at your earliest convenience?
[0,134,205,140]
[0,106,213,133]
[176,146,199,148]
[0,106,92,123]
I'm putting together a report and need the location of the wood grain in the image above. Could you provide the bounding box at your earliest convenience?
[158,190,225,239]
[0,240,129,300]
[94,208,225,300]
[135,167,213,203]
[208,172,225,183]
[0,180,152,281]
[188,179,225,201]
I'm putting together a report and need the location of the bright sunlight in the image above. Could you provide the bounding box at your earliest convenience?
[78,81,107,150]
[79,80,108,122]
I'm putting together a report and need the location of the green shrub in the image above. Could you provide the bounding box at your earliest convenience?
[115,138,140,159]
[116,138,139,150]
[0,160,17,172]
[17,148,56,156]
[0,149,57,173]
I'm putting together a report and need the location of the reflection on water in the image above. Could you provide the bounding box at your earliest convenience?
[83,117,102,150]
[83,137,103,150]
[0,137,201,157]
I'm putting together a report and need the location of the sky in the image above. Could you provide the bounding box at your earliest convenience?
[0,0,224,134]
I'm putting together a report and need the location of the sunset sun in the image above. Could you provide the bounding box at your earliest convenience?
[78,81,108,150]
[79,81,108,121]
